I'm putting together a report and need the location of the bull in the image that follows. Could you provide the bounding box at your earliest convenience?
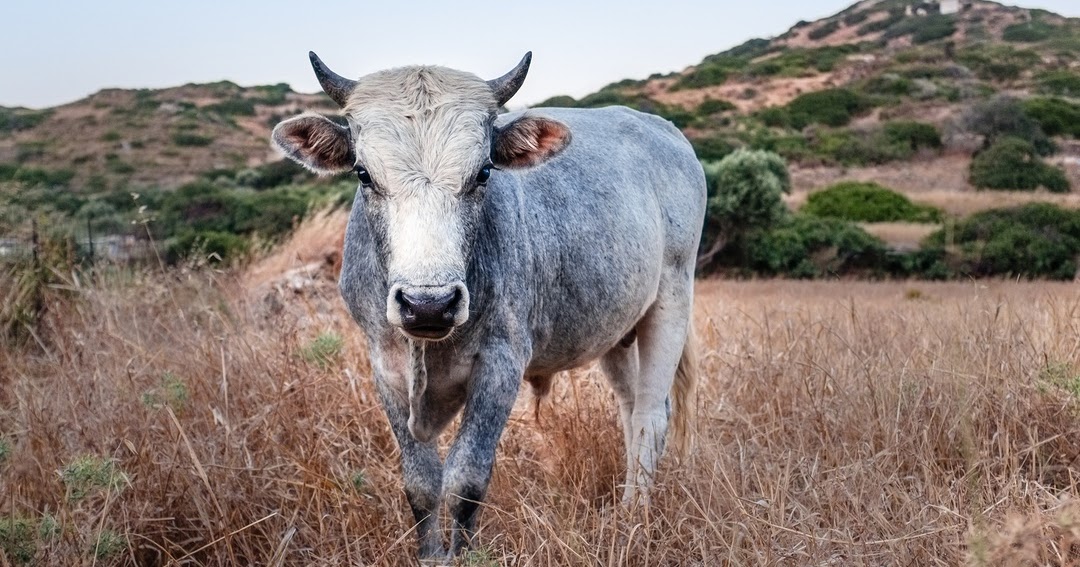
[272,51,706,562]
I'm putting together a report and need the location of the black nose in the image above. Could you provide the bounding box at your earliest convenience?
[396,288,461,339]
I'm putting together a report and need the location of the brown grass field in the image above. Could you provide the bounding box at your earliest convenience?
[2,215,1080,566]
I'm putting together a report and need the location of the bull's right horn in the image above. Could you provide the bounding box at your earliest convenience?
[309,51,357,108]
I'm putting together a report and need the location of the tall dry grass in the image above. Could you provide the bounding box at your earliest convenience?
[2,229,1079,565]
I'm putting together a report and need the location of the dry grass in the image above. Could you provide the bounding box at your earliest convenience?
[858,222,940,250]
[2,228,1080,565]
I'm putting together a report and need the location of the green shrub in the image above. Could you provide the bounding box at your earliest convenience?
[698,149,791,270]
[808,20,841,40]
[962,96,1055,156]
[882,120,942,151]
[172,132,214,147]
[746,45,861,78]
[814,129,912,166]
[1002,20,1061,43]
[696,98,737,115]
[1023,97,1080,138]
[10,167,75,187]
[956,45,1041,82]
[690,136,738,161]
[300,332,344,369]
[166,230,250,264]
[1037,71,1080,97]
[863,74,914,96]
[843,11,870,25]
[741,215,889,278]
[672,61,736,90]
[802,181,942,223]
[237,158,313,189]
[969,137,1070,193]
[204,98,256,116]
[0,518,36,564]
[0,107,52,133]
[535,95,578,108]
[61,455,128,500]
[787,88,870,128]
[857,12,905,36]
[925,204,1080,279]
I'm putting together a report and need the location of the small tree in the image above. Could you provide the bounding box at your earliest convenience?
[969,137,1070,193]
[698,149,791,270]
[961,95,1054,156]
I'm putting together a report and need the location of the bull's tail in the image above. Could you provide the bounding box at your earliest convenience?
[669,324,698,459]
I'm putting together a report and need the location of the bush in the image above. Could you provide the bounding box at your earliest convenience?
[0,107,52,133]
[813,129,912,166]
[969,137,1070,193]
[802,181,942,223]
[863,74,914,96]
[1037,71,1080,97]
[882,120,942,151]
[204,98,257,116]
[698,149,791,270]
[956,45,1041,82]
[696,98,737,116]
[746,45,861,78]
[962,96,1054,156]
[786,88,870,128]
[171,133,214,147]
[1023,97,1080,138]
[857,12,905,36]
[535,95,578,108]
[165,230,249,264]
[925,203,1080,279]
[808,21,841,41]
[1002,20,1061,43]
[741,215,890,278]
[237,159,313,189]
[672,61,737,90]
[690,136,737,161]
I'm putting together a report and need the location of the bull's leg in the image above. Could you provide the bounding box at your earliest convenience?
[623,280,693,506]
[600,337,640,481]
[373,376,446,560]
[442,350,522,556]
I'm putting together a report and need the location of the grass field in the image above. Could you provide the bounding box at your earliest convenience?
[2,220,1080,565]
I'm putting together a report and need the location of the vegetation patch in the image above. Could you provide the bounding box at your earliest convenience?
[171,132,214,147]
[60,455,128,500]
[969,137,1070,193]
[1023,97,1080,138]
[956,45,1041,82]
[802,181,942,223]
[1037,70,1080,97]
[925,203,1080,279]
[0,107,52,133]
[741,214,889,278]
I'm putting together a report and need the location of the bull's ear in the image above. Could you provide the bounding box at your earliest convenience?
[491,115,571,169]
[271,113,354,175]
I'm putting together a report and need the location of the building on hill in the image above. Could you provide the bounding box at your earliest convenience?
[903,0,972,16]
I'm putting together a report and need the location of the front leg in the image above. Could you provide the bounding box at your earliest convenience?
[373,374,446,560]
[442,346,523,556]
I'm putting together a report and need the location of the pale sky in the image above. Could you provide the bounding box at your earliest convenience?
[2,0,1078,110]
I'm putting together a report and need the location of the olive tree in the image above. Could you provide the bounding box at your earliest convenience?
[697,148,791,270]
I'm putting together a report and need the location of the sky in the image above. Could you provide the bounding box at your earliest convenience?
[2,0,1079,110]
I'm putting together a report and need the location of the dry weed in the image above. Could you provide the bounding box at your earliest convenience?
[1,254,1078,565]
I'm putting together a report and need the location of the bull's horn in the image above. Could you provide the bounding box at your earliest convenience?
[309,51,357,107]
[487,52,532,107]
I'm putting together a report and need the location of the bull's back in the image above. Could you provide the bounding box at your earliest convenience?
[491,106,705,372]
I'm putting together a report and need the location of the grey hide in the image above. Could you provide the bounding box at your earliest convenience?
[338,106,705,560]
[273,54,706,562]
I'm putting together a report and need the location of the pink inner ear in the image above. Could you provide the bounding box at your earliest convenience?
[496,117,571,169]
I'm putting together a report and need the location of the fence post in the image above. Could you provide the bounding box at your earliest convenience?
[31,218,39,264]
[86,214,94,262]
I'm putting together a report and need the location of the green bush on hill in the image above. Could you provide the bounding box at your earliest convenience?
[808,21,841,41]
[1037,71,1080,97]
[696,98,737,115]
[741,214,890,278]
[969,137,1070,193]
[882,120,942,151]
[1023,97,1080,138]
[1002,20,1062,43]
[0,107,52,133]
[956,45,1041,82]
[924,204,1080,279]
[882,14,956,44]
[171,133,214,147]
[962,96,1055,156]
[786,88,871,129]
[746,45,861,78]
[802,181,942,223]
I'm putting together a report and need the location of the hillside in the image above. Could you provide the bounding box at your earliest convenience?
[539,0,1080,197]
[0,82,336,191]
[3,0,1080,278]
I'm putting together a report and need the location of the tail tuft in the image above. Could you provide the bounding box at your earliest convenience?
[669,325,698,459]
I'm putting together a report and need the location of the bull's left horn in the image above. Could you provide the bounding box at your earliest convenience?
[309,51,357,107]
[487,52,532,107]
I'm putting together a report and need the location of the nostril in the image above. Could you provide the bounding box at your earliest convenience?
[395,289,414,316]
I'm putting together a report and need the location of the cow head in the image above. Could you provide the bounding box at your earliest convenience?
[272,52,570,341]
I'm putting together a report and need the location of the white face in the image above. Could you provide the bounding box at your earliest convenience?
[344,67,497,341]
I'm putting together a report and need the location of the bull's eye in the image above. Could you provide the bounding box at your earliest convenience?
[476,164,492,185]
[355,166,373,188]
